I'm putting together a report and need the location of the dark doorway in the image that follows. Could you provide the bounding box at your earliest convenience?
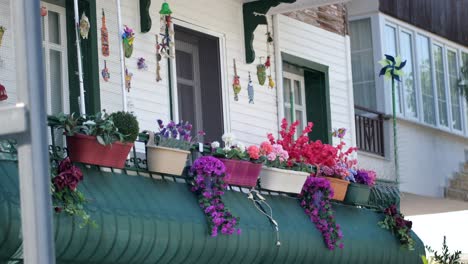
[304,69,330,143]
[174,26,224,142]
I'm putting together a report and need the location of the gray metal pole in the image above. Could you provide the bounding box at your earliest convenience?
[12,0,56,263]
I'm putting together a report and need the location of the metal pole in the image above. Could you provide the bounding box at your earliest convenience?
[116,0,128,111]
[12,0,56,263]
[73,0,86,115]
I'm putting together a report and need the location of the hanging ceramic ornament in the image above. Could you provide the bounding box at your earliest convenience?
[79,12,90,39]
[257,58,266,86]
[41,6,48,17]
[137,57,148,70]
[264,56,271,69]
[125,68,133,92]
[268,75,275,89]
[159,1,175,58]
[101,9,109,57]
[232,59,241,101]
[122,25,135,58]
[0,84,7,101]
[0,26,5,47]
[248,72,254,104]
[155,35,162,82]
[101,60,110,82]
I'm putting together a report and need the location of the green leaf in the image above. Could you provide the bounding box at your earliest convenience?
[96,136,105,145]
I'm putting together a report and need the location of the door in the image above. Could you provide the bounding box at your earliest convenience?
[174,26,224,142]
[41,2,69,115]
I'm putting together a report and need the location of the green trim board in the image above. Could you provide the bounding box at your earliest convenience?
[243,0,296,64]
[0,160,424,263]
[139,0,152,33]
[282,52,332,144]
[66,0,101,115]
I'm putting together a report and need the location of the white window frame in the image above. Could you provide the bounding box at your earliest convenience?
[398,28,419,122]
[282,71,307,132]
[445,46,464,134]
[431,41,450,129]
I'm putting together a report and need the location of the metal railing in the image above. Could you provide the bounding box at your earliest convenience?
[354,106,388,157]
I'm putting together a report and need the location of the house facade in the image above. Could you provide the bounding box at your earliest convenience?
[348,0,468,198]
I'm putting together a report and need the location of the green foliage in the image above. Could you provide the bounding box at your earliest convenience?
[157,137,192,151]
[423,236,463,264]
[48,111,125,145]
[110,111,140,143]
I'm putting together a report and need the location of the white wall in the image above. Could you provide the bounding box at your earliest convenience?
[0,0,17,106]
[277,15,356,147]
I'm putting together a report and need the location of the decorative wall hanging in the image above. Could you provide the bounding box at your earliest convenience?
[158,1,175,58]
[125,68,133,92]
[122,25,135,58]
[256,58,266,86]
[232,59,241,101]
[268,75,275,89]
[101,9,109,57]
[248,72,254,104]
[41,6,48,17]
[101,60,110,82]
[265,25,274,89]
[137,57,148,70]
[140,0,152,33]
[79,12,90,39]
[0,26,5,47]
[155,35,162,82]
[0,84,7,101]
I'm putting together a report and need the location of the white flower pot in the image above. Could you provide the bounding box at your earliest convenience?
[146,145,190,176]
[259,167,310,194]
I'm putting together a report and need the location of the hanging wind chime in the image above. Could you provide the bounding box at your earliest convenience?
[122,25,135,58]
[232,59,241,101]
[248,72,254,104]
[155,35,162,82]
[266,27,275,89]
[101,60,110,82]
[79,12,90,39]
[101,9,109,57]
[158,1,175,59]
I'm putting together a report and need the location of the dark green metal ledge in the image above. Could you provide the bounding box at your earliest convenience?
[0,160,425,263]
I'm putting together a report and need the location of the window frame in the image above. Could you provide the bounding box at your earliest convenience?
[282,71,307,133]
[445,46,464,134]
[398,27,419,121]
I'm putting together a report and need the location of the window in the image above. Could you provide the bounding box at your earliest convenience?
[384,25,403,113]
[350,19,376,110]
[283,71,307,138]
[447,50,462,131]
[417,35,436,125]
[399,31,417,118]
[433,44,448,127]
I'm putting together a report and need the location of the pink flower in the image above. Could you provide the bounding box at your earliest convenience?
[267,152,276,161]
[247,145,260,160]
[260,141,273,155]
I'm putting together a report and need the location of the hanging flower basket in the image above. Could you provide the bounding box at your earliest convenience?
[219,158,262,187]
[66,134,133,169]
[259,167,309,194]
[322,176,350,201]
[344,182,371,205]
[146,131,190,176]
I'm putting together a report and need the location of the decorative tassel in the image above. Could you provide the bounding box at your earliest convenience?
[101,9,109,57]
[232,59,241,101]
[248,72,254,104]
[101,60,110,82]
[156,35,162,82]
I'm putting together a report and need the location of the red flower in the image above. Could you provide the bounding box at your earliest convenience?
[247,145,260,160]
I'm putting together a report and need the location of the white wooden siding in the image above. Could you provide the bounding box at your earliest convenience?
[0,0,16,106]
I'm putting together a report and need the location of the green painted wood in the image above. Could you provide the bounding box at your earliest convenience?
[66,0,101,114]
[139,0,152,33]
[243,0,296,64]
[0,160,425,263]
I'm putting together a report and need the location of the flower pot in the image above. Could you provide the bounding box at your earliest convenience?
[66,134,133,169]
[259,166,309,194]
[219,159,262,188]
[323,177,350,201]
[146,145,190,175]
[344,182,371,205]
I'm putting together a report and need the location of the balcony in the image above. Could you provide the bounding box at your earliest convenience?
[354,106,389,157]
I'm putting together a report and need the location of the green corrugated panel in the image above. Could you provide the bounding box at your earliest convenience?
[0,160,425,263]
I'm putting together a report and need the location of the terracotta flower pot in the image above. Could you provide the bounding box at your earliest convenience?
[323,176,350,201]
[259,166,309,194]
[219,158,262,188]
[344,182,371,205]
[66,134,133,169]
[146,145,190,175]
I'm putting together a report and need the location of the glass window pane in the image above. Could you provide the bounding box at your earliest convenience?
[350,19,376,110]
[49,50,63,115]
[384,25,403,114]
[48,11,61,45]
[433,44,448,127]
[284,106,292,125]
[283,78,291,104]
[295,110,304,137]
[176,50,194,80]
[448,50,462,130]
[41,16,45,41]
[400,32,417,118]
[294,80,301,105]
[463,53,468,132]
[417,35,435,125]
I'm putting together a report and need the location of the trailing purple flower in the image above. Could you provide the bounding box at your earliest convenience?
[299,176,344,250]
[189,156,241,237]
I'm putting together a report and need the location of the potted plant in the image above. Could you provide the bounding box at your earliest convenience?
[146,119,202,175]
[48,111,138,169]
[344,169,376,205]
[210,133,264,187]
